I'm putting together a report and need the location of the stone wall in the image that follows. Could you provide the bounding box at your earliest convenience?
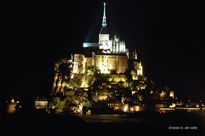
[95,54,128,74]
[73,53,129,74]
[73,54,85,74]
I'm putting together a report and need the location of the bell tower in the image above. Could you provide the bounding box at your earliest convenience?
[99,2,111,50]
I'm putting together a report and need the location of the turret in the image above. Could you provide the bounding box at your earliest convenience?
[99,2,111,49]
[102,2,107,28]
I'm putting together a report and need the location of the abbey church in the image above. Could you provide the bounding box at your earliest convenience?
[52,3,144,95]
[72,3,143,76]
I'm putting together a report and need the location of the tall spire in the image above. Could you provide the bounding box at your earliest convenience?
[102,2,107,27]
[99,2,108,34]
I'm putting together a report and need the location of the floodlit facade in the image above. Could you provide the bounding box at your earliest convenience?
[34,98,48,109]
[170,90,174,99]
[6,98,20,114]
[72,2,143,76]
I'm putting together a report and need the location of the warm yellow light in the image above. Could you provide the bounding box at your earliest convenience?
[86,110,91,115]
[98,57,110,74]
[130,107,134,112]
[11,99,15,103]
[121,97,125,104]
[98,95,108,101]
[170,91,174,98]
[134,106,140,112]
[160,91,166,97]
[114,106,120,110]
[131,91,136,95]
[35,100,48,109]
[75,104,83,114]
[169,103,176,108]
[7,103,17,114]
[137,62,143,76]
[121,104,129,112]
[81,78,89,88]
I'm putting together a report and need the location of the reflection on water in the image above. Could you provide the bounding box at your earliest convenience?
[77,112,205,135]
[77,111,205,128]
[78,114,135,123]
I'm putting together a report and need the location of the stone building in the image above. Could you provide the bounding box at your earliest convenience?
[72,3,142,76]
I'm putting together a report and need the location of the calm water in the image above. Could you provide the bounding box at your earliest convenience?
[77,114,136,123]
[77,112,205,135]
[1,111,205,135]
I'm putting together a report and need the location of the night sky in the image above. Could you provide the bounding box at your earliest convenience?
[2,0,204,99]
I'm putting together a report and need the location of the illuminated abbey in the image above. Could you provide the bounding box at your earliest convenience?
[72,3,143,76]
[51,3,150,113]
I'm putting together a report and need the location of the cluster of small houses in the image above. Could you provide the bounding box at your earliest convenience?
[5,92,205,114]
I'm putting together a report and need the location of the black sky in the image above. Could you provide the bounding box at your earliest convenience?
[2,0,204,99]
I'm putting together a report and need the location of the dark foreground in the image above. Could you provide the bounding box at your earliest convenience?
[1,110,205,136]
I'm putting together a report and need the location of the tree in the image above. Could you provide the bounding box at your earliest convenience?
[49,90,90,113]
[52,58,72,93]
